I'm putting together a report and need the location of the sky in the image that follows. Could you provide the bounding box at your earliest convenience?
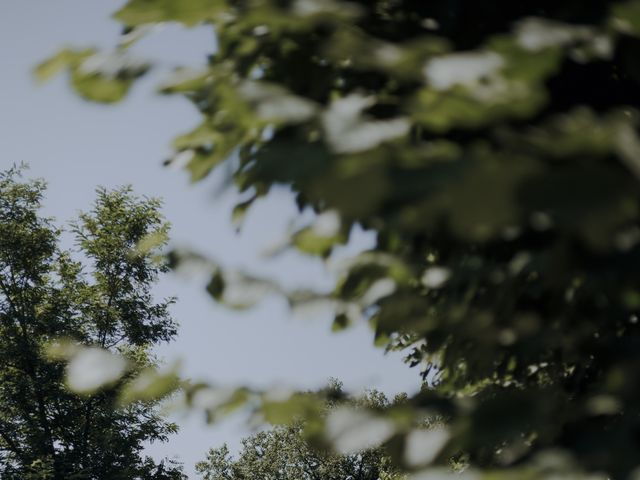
[1,1,422,476]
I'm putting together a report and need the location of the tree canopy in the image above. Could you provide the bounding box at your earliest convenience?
[196,385,405,480]
[0,167,184,479]
[36,1,640,479]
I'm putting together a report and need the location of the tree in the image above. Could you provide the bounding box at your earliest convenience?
[196,386,404,480]
[39,0,640,478]
[0,166,184,479]
[196,425,400,480]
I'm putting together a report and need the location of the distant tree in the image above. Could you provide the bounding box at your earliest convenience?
[196,386,404,480]
[0,166,184,479]
[39,0,640,478]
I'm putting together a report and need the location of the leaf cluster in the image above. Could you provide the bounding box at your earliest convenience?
[35,1,640,478]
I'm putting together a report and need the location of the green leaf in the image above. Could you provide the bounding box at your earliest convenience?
[325,407,396,454]
[413,38,562,132]
[35,49,149,103]
[71,72,132,103]
[130,228,170,257]
[262,393,323,425]
[189,386,251,423]
[33,48,94,82]
[206,269,277,309]
[238,81,318,124]
[158,68,212,94]
[612,0,640,36]
[114,0,228,27]
[65,347,128,395]
[292,211,346,257]
[231,195,257,230]
[119,365,181,405]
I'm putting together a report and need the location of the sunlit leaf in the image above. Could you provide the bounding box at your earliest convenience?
[206,269,277,309]
[611,0,640,36]
[322,95,410,154]
[325,407,396,454]
[238,81,318,124]
[66,348,128,395]
[262,393,324,425]
[404,427,450,467]
[130,228,169,257]
[33,48,93,82]
[119,365,181,404]
[114,0,228,27]
[35,49,149,103]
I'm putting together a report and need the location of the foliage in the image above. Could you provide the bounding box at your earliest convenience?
[195,385,405,480]
[38,0,640,478]
[0,166,185,479]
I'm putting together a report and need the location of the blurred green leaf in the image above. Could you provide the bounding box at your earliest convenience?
[612,0,640,36]
[114,0,227,27]
[33,48,94,82]
[119,365,181,405]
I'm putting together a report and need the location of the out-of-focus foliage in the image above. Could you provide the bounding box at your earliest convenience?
[34,48,149,103]
[195,383,406,480]
[0,167,185,479]
[39,0,640,478]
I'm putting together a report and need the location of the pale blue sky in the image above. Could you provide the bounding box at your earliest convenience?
[1,1,421,476]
